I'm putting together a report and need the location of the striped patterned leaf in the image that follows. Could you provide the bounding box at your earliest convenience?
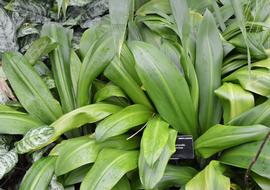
[0,149,18,179]
[15,126,54,154]
[49,175,64,190]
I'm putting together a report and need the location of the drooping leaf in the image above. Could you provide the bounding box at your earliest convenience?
[24,37,58,65]
[15,126,55,154]
[229,98,270,126]
[109,0,131,56]
[195,10,223,133]
[0,8,17,55]
[52,136,99,176]
[156,165,198,189]
[139,129,177,189]
[0,149,18,179]
[220,141,270,179]
[77,33,115,107]
[195,124,270,158]
[136,0,171,17]
[215,82,254,123]
[185,161,230,190]
[2,51,63,124]
[0,105,43,135]
[223,68,270,97]
[49,103,122,143]
[95,104,153,142]
[80,149,139,190]
[104,57,152,109]
[141,116,169,166]
[130,41,197,138]
[41,23,75,113]
[20,157,56,190]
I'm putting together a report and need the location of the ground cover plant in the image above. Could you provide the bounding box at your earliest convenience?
[1,0,270,189]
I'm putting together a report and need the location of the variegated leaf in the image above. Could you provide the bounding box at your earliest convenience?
[0,149,18,179]
[49,175,64,190]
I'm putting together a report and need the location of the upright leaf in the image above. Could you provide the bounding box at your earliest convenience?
[77,33,115,107]
[104,57,152,109]
[80,149,139,190]
[139,129,177,189]
[41,23,75,113]
[95,104,153,142]
[109,0,131,56]
[215,82,254,123]
[185,161,230,190]
[130,41,197,138]
[141,116,169,166]
[20,157,56,190]
[220,141,270,179]
[195,10,223,133]
[3,52,63,124]
[195,124,270,158]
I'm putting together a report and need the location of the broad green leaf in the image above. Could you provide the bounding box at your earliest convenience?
[222,60,247,75]
[94,82,127,103]
[95,104,153,142]
[223,68,270,97]
[195,10,223,133]
[80,149,139,190]
[50,103,122,142]
[229,98,270,126]
[20,157,56,190]
[52,136,99,176]
[141,116,169,166]
[0,105,43,134]
[109,0,131,56]
[215,82,254,123]
[15,126,54,154]
[104,57,152,109]
[220,141,270,179]
[252,173,270,190]
[139,129,177,189]
[24,37,58,65]
[195,124,269,158]
[70,50,81,97]
[156,165,198,189]
[0,149,18,179]
[41,23,75,113]
[185,161,230,190]
[129,41,197,138]
[64,165,91,186]
[120,44,141,85]
[79,24,109,58]
[2,51,63,124]
[77,33,115,107]
[112,176,131,190]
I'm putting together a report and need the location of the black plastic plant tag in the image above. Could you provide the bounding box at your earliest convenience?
[170,135,194,160]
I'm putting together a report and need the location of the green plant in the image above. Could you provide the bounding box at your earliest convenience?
[1,0,270,189]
